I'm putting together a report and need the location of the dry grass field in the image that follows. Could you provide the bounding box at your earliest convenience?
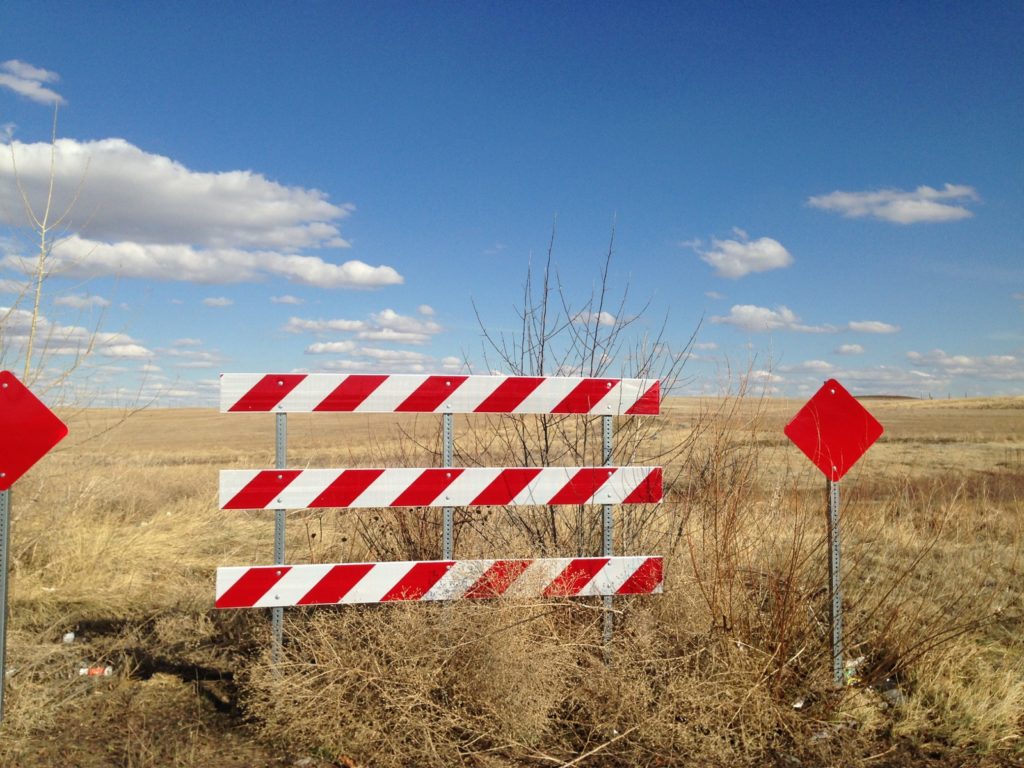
[1,395,1022,766]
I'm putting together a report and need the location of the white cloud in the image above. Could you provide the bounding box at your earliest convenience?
[573,310,616,327]
[5,235,401,289]
[203,296,233,307]
[271,294,304,305]
[1012,292,1024,301]
[163,345,223,369]
[704,291,723,300]
[0,138,403,288]
[418,304,436,316]
[807,184,979,224]
[836,343,865,355]
[693,341,718,351]
[285,308,443,346]
[173,338,203,347]
[284,316,366,334]
[305,341,358,355]
[0,305,152,360]
[0,279,27,293]
[441,356,463,371]
[698,235,793,279]
[908,349,1024,380]
[54,293,111,309]
[711,305,834,333]
[0,60,64,105]
[848,320,900,334]
[357,347,432,363]
[355,328,433,344]
[780,360,834,374]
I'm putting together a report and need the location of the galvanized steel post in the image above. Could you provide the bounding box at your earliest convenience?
[273,412,287,664]
[602,415,614,646]
[0,489,9,722]
[828,478,843,686]
[442,412,454,560]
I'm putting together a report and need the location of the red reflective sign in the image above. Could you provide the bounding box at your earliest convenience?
[0,371,68,491]
[784,378,883,481]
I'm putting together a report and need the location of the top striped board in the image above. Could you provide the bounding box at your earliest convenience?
[221,373,660,415]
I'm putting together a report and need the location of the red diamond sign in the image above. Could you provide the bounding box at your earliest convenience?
[0,371,68,491]
[784,378,883,481]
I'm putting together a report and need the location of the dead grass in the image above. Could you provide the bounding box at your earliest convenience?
[0,397,1021,766]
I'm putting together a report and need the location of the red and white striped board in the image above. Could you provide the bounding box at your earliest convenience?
[220,373,659,415]
[220,466,663,510]
[216,556,663,608]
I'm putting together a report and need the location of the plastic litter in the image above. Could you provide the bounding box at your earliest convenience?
[78,665,113,677]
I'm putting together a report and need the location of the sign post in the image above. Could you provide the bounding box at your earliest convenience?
[0,371,69,722]
[784,378,882,686]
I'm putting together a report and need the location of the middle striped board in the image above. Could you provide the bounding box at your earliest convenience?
[221,466,663,510]
[216,556,664,608]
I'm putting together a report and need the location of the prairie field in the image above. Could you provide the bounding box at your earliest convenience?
[1,395,1022,767]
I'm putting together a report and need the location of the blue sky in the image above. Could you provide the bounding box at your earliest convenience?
[1,1,1021,404]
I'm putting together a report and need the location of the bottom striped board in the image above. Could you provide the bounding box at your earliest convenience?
[216,556,663,608]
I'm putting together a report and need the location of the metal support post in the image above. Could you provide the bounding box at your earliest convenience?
[828,478,843,686]
[0,489,10,722]
[602,415,614,646]
[442,413,454,560]
[272,413,287,664]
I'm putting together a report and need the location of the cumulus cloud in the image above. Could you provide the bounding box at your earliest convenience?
[202,296,233,307]
[0,60,64,105]
[711,306,901,336]
[53,293,110,309]
[697,234,793,279]
[305,341,358,355]
[0,138,403,288]
[836,343,865,355]
[271,294,304,305]
[0,305,152,360]
[780,360,834,374]
[4,235,401,289]
[285,308,442,345]
[573,310,616,327]
[418,304,436,316]
[284,316,367,334]
[907,349,1023,381]
[711,305,835,333]
[848,320,900,334]
[163,344,224,369]
[807,184,979,224]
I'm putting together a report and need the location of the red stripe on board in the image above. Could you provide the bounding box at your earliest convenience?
[227,374,306,412]
[463,559,532,599]
[380,561,455,601]
[391,468,464,506]
[310,469,386,508]
[469,468,543,505]
[313,375,388,412]
[543,558,609,597]
[473,377,545,413]
[216,566,290,608]
[622,468,663,504]
[548,468,615,505]
[395,375,468,412]
[551,378,617,413]
[625,381,661,415]
[223,470,303,509]
[296,563,375,605]
[615,558,663,595]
